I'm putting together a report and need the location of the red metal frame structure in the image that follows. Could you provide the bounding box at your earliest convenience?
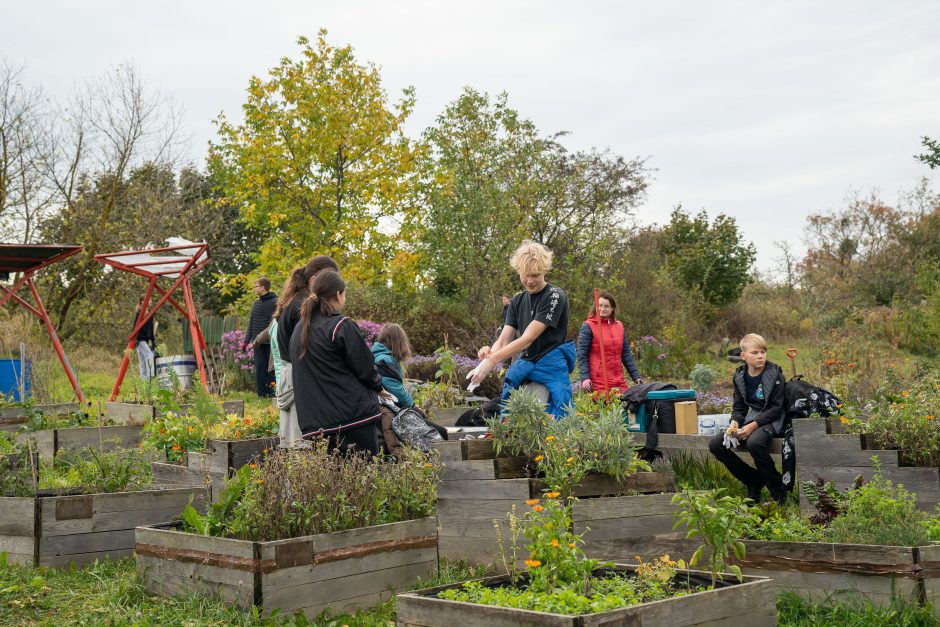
[0,243,87,404]
[94,241,211,401]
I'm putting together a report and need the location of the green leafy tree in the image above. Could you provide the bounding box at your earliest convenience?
[209,31,420,289]
[661,207,756,309]
[416,88,648,327]
[916,136,940,169]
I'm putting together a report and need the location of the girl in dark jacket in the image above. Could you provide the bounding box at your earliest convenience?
[289,270,393,456]
[576,291,643,395]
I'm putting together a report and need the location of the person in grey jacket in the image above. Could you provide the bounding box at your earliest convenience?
[708,333,788,504]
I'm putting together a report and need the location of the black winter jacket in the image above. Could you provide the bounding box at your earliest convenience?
[276,296,303,363]
[289,312,383,434]
[246,292,277,345]
[731,361,787,435]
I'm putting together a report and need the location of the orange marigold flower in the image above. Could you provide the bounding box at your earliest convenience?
[243,419,252,426]
[550,539,560,547]
[249,463,257,469]
[546,435,555,442]
[569,543,576,548]
[524,559,541,568]
[424,463,434,468]
[545,491,561,499]
[839,416,850,425]
[171,444,181,451]
[847,363,856,368]
[257,479,264,484]
[526,499,539,506]
[532,505,544,513]
[928,416,936,421]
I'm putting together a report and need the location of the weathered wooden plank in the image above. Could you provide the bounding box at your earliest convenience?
[135,525,256,559]
[582,534,700,563]
[440,459,498,481]
[266,560,433,612]
[571,493,678,521]
[40,506,192,536]
[228,438,277,469]
[137,554,253,607]
[298,517,437,555]
[437,535,502,568]
[530,471,675,497]
[438,478,530,500]
[461,439,503,460]
[40,548,136,568]
[429,441,462,462]
[0,534,36,555]
[15,430,55,461]
[0,497,36,536]
[262,546,437,589]
[436,497,527,522]
[40,528,136,555]
[55,425,146,455]
[104,402,155,424]
[575,514,679,542]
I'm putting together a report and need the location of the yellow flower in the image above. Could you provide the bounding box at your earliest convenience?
[566,457,575,464]
[534,455,544,462]
[533,505,544,512]
[524,559,541,568]
[902,390,910,397]
[249,463,257,469]
[546,436,555,442]
[545,491,560,499]
[526,499,539,506]
[569,543,576,548]
[839,416,850,425]
[551,539,560,547]
[256,479,264,484]
[424,463,434,468]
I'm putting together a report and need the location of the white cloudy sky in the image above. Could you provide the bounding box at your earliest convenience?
[3,1,938,271]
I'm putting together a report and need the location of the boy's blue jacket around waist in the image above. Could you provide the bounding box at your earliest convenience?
[371,342,414,408]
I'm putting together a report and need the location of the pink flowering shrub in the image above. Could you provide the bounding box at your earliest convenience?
[221,329,254,390]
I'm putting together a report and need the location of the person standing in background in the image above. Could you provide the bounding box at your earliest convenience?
[244,277,277,397]
[134,295,156,379]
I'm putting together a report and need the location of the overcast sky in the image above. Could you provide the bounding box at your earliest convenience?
[3,1,938,272]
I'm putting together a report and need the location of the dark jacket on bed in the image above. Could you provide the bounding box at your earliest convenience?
[289,312,383,434]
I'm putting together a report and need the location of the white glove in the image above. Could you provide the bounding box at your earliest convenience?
[466,364,482,393]
[723,434,739,449]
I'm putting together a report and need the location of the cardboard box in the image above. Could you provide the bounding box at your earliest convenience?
[675,401,698,434]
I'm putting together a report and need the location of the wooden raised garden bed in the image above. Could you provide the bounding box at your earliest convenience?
[136,517,438,618]
[0,403,83,433]
[0,486,207,568]
[434,439,679,568]
[16,424,149,462]
[731,540,935,607]
[795,419,940,513]
[396,566,776,627]
[151,436,278,502]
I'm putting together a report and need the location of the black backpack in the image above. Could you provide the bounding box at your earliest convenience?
[784,376,842,419]
[391,406,446,452]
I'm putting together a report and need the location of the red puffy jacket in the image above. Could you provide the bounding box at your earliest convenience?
[585,317,628,393]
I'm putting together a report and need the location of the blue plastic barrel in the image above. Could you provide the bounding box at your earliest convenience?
[0,358,31,402]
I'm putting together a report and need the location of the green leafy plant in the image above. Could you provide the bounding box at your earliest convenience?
[182,443,440,541]
[412,381,465,411]
[37,448,152,494]
[433,339,457,387]
[486,387,553,458]
[826,458,934,547]
[672,488,759,587]
[689,364,718,393]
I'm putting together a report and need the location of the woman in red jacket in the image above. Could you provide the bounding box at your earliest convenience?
[576,291,643,396]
